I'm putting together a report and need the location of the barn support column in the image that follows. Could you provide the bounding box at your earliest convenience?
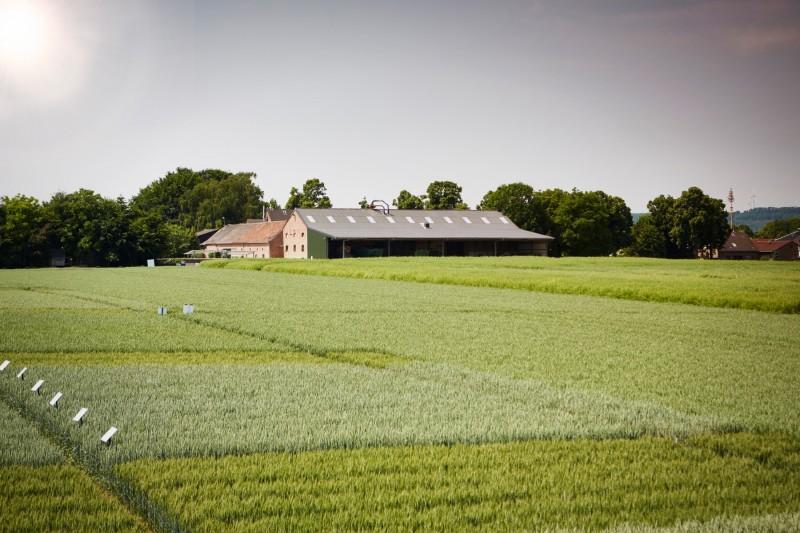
[441,240,445,257]
[494,241,498,256]
[387,240,391,257]
[343,239,346,259]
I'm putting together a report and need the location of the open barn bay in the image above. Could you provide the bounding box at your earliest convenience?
[1,260,799,531]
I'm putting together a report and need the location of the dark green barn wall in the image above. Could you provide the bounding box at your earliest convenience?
[308,229,328,259]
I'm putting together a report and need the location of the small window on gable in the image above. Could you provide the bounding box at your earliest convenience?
[386,216,396,224]
[307,215,316,223]
[366,216,376,224]
[347,216,356,223]
[301,232,304,237]
[462,216,472,224]
[481,217,491,224]
[499,216,509,224]
[301,244,305,252]
[405,216,415,223]
[326,215,336,223]
[443,216,453,224]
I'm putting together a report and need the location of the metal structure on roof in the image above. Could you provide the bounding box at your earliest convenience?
[294,209,552,241]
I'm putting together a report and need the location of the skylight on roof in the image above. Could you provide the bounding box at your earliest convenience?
[347,216,356,223]
[424,216,434,224]
[366,216,376,224]
[386,216,396,224]
[405,216,415,223]
[307,215,316,223]
[499,216,509,224]
[443,216,453,224]
[326,215,336,223]
[462,216,472,224]
[481,217,491,224]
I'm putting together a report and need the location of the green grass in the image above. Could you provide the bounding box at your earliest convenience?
[203,256,800,313]
[115,433,800,532]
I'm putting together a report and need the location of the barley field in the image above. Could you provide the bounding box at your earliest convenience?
[1,260,799,531]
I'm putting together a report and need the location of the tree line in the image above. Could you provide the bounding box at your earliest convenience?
[0,167,756,267]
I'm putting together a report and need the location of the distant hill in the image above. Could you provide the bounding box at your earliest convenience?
[632,207,800,231]
[733,207,800,231]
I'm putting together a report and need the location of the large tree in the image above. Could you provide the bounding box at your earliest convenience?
[547,189,632,256]
[393,190,425,209]
[0,195,49,267]
[285,178,332,209]
[479,182,547,233]
[668,187,729,258]
[45,189,137,266]
[131,168,264,229]
[425,180,467,209]
[640,188,729,258]
[630,215,667,257]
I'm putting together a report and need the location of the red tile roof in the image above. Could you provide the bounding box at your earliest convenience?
[751,238,794,253]
[202,221,285,246]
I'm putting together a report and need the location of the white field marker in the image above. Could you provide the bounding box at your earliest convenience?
[31,380,44,394]
[0,360,9,371]
[100,427,118,445]
[16,367,27,379]
[49,392,63,407]
[73,408,88,424]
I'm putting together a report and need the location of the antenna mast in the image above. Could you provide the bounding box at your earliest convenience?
[727,188,735,228]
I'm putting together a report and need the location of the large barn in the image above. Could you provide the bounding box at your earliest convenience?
[282,208,552,259]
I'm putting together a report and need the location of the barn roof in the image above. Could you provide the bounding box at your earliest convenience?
[719,231,759,253]
[751,238,795,253]
[294,208,553,241]
[202,221,285,246]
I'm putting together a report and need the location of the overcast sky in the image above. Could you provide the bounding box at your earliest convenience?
[1,0,799,211]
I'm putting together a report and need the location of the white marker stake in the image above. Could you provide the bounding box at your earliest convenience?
[16,367,27,379]
[73,408,88,425]
[49,392,63,407]
[31,380,44,395]
[0,360,9,371]
[100,426,118,445]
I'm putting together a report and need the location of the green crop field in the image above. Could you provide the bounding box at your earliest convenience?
[1,259,799,531]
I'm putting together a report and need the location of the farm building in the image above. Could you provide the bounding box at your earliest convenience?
[718,231,761,260]
[282,208,553,259]
[201,220,286,258]
[751,238,799,260]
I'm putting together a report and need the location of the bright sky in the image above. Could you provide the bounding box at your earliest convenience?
[1,0,799,211]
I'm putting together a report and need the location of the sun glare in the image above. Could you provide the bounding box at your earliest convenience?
[0,0,50,67]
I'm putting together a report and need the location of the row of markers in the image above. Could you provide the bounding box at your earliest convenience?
[0,359,118,446]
